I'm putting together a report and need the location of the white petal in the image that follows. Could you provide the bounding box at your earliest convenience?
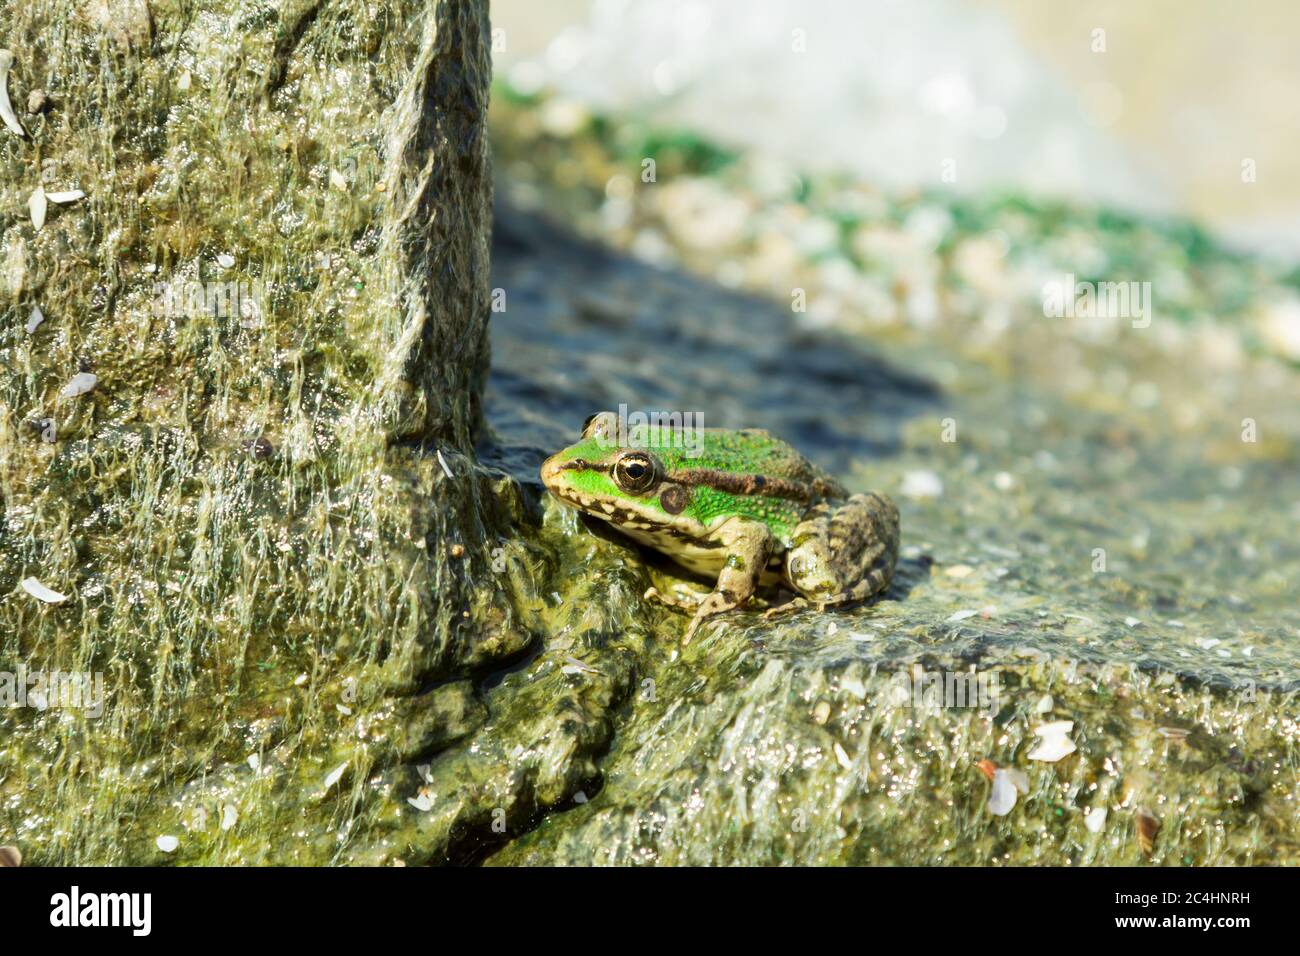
[216,253,235,269]
[1006,768,1030,794]
[0,50,25,138]
[246,753,261,771]
[29,185,46,231]
[1085,806,1108,833]
[946,609,978,622]
[322,762,347,790]
[406,793,433,812]
[833,742,853,770]
[60,372,97,398]
[26,305,43,333]
[1027,721,1077,762]
[156,835,179,853]
[21,576,67,603]
[987,770,1018,816]
[220,804,238,831]
[45,189,85,204]
[1036,720,1074,736]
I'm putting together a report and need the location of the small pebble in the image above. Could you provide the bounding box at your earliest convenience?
[1135,808,1160,855]
[242,436,274,459]
[900,469,943,500]
[60,372,97,398]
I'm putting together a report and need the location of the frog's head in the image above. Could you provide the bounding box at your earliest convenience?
[540,412,699,531]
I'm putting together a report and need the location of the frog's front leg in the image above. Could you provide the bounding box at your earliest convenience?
[766,492,899,619]
[681,519,774,644]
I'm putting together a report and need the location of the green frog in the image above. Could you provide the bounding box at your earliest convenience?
[540,412,900,641]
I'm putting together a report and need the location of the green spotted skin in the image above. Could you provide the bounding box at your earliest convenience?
[540,412,900,641]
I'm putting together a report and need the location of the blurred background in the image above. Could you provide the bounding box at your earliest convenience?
[492,0,1300,258]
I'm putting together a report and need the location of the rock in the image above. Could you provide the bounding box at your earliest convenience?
[82,0,154,51]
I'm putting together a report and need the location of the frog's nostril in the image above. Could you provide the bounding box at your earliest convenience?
[540,455,562,484]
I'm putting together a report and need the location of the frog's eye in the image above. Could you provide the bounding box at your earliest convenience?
[613,452,659,494]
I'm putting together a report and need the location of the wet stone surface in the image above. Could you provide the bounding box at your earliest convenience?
[466,202,1299,865]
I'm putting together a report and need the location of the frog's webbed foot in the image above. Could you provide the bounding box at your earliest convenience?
[643,586,704,612]
[651,584,761,642]
[683,590,747,643]
[762,596,822,621]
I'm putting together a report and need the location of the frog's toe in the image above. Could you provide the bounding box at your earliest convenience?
[682,591,743,644]
[644,585,704,611]
[762,597,810,620]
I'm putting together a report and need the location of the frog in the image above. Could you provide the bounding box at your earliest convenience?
[539,411,900,641]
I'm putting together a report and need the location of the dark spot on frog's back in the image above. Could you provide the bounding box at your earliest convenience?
[660,484,691,515]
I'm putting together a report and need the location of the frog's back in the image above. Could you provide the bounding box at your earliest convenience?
[649,426,842,495]
[639,425,845,544]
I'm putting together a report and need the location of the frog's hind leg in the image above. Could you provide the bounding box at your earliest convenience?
[765,492,900,620]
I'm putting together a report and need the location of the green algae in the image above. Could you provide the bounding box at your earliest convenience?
[1,9,1297,869]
